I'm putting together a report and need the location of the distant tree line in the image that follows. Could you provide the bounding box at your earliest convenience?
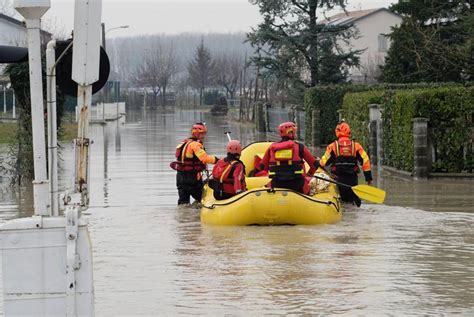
[110,0,472,109]
[127,37,253,107]
[108,33,259,107]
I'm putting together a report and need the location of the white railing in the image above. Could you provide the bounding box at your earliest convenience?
[76,102,126,122]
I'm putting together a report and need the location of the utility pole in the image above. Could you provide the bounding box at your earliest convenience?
[101,22,106,51]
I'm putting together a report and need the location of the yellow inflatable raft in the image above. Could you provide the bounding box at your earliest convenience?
[200,142,342,225]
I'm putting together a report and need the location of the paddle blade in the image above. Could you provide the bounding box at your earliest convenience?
[246,176,271,190]
[352,185,386,204]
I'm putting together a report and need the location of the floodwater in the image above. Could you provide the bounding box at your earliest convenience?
[0,109,473,316]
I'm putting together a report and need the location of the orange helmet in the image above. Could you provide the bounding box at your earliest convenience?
[191,123,207,138]
[335,122,351,138]
[278,122,297,139]
[226,140,242,155]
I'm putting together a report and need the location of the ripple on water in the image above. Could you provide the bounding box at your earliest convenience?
[0,110,473,315]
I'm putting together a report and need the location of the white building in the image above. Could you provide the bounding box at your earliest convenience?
[0,12,28,46]
[0,12,51,82]
[323,8,403,83]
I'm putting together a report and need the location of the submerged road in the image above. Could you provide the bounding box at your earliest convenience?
[0,109,473,315]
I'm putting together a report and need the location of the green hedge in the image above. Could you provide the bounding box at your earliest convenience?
[340,86,474,173]
[340,90,385,149]
[414,86,473,172]
[304,85,365,145]
[304,82,472,146]
[382,90,416,172]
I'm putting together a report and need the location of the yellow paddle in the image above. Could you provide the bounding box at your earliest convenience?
[312,174,386,204]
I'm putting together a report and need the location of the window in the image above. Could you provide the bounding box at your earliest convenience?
[378,34,388,53]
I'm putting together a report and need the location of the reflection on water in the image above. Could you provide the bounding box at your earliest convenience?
[0,109,473,315]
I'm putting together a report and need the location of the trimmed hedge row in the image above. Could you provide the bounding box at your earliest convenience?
[340,90,385,149]
[304,82,472,146]
[382,90,416,172]
[413,87,473,172]
[340,86,474,173]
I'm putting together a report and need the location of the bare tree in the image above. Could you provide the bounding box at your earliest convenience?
[134,46,162,108]
[41,17,69,40]
[214,52,241,100]
[156,44,178,106]
[187,39,214,105]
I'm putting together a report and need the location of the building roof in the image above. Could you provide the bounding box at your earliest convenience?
[321,8,401,26]
[0,12,52,37]
[0,12,24,28]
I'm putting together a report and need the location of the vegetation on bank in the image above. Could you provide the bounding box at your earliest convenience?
[0,122,77,144]
[59,123,78,141]
[0,123,17,143]
[3,62,68,184]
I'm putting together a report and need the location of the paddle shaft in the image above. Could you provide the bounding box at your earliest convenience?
[311,174,356,190]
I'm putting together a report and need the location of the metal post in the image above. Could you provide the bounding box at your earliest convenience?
[101,23,107,103]
[413,118,430,179]
[3,85,6,113]
[294,107,301,140]
[256,102,265,132]
[12,93,16,118]
[368,104,381,166]
[337,109,344,122]
[22,15,50,215]
[76,85,92,198]
[311,108,320,147]
[101,22,106,50]
[46,40,59,216]
[264,102,270,132]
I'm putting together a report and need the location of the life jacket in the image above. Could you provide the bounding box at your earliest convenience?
[170,138,206,172]
[268,140,304,181]
[250,154,269,177]
[332,139,359,175]
[210,159,245,195]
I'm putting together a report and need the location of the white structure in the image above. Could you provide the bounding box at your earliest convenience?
[0,13,27,108]
[0,11,51,46]
[0,1,99,315]
[323,8,402,83]
[0,12,27,46]
[0,216,95,316]
[78,102,126,122]
[0,11,51,114]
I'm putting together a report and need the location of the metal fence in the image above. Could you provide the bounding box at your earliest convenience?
[265,106,306,141]
[76,102,126,122]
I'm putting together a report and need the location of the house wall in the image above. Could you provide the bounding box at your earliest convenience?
[0,15,51,80]
[0,18,27,46]
[0,16,27,77]
[347,10,402,83]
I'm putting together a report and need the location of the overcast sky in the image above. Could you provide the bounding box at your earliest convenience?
[41,0,397,37]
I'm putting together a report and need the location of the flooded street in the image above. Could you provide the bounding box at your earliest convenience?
[1,109,473,315]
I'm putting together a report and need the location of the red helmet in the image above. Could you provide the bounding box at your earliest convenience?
[335,122,351,138]
[278,122,297,139]
[226,140,242,155]
[191,123,207,138]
